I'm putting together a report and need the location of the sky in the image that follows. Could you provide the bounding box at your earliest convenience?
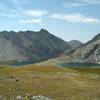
[0,0,100,42]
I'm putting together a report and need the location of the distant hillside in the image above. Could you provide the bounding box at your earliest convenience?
[61,40,83,56]
[0,29,71,64]
[68,40,83,50]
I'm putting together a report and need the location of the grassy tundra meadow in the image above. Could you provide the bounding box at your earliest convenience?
[0,64,100,100]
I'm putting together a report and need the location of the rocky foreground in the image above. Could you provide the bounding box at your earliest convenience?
[0,95,52,100]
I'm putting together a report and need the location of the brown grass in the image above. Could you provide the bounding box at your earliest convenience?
[0,64,100,100]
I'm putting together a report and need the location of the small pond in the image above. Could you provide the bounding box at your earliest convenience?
[11,61,34,66]
[59,62,100,68]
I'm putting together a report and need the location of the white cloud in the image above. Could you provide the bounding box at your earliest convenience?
[22,10,48,17]
[50,13,100,24]
[0,12,19,18]
[19,18,44,26]
[20,10,48,26]
[63,2,86,8]
[64,0,100,8]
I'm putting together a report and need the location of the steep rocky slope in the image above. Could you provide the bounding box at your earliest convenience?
[0,29,71,64]
[65,33,100,63]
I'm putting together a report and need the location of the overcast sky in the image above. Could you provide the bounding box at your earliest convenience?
[0,0,100,42]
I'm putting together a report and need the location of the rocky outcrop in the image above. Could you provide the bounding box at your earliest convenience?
[30,95,52,100]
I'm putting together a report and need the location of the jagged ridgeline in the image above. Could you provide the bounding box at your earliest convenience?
[0,29,74,65]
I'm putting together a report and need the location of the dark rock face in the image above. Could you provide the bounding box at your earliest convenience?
[0,29,70,64]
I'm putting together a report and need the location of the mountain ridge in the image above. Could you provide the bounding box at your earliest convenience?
[0,29,73,64]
